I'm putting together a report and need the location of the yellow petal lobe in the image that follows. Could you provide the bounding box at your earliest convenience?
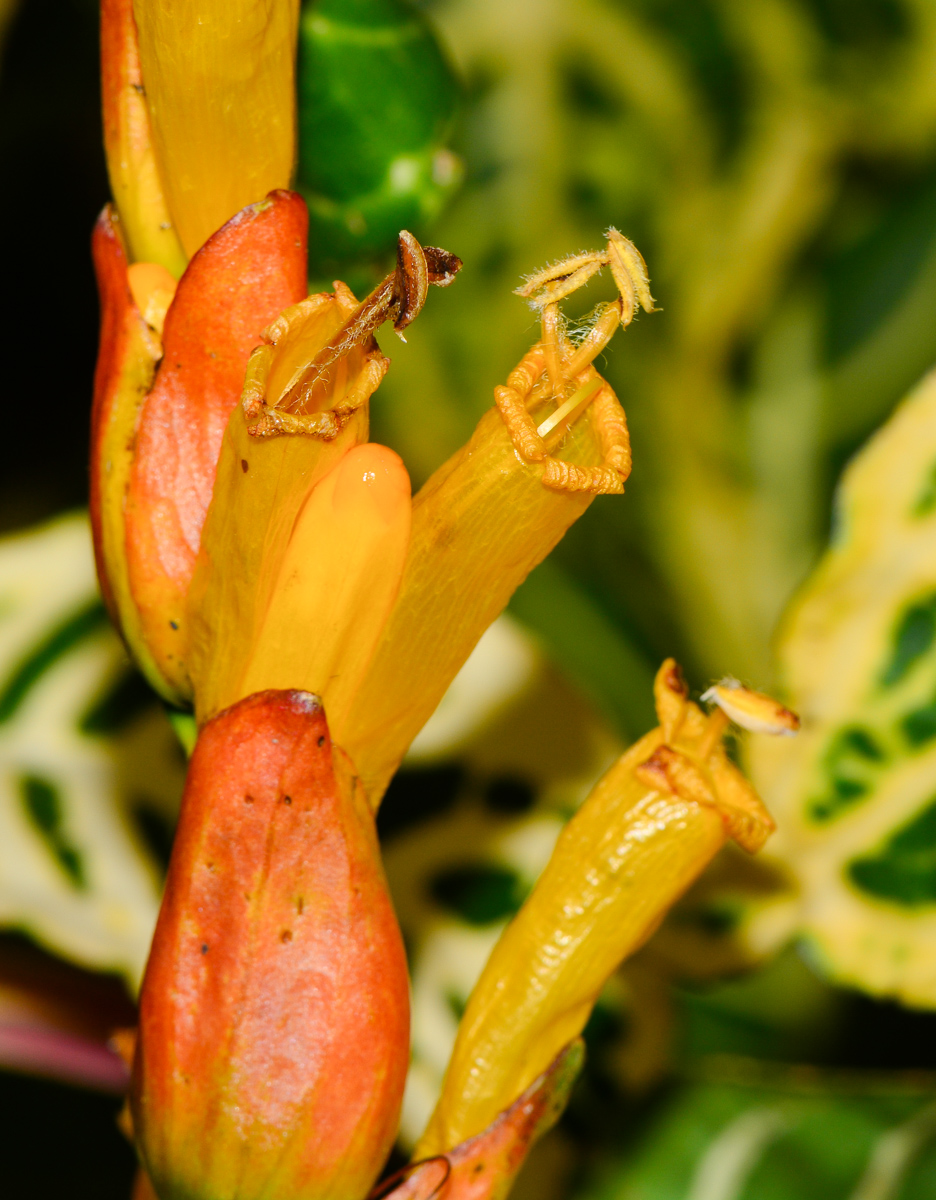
[237,443,412,717]
[187,286,387,721]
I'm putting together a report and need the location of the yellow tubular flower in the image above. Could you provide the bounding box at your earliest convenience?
[101,0,187,275]
[132,0,299,258]
[416,660,785,1158]
[334,401,599,802]
[190,233,645,809]
[336,231,653,804]
[186,284,383,721]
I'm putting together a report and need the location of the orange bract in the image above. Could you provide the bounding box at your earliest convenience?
[122,190,308,699]
[133,690,409,1200]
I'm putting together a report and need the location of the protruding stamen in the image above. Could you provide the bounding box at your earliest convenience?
[243,232,461,438]
[540,304,565,394]
[516,255,605,308]
[606,228,656,316]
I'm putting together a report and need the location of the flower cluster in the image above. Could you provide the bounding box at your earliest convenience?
[90,3,793,1199]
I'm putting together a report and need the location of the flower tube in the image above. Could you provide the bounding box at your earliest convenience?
[132,0,300,258]
[416,660,785,1156]
[336,232,652,804]
[185,234,459,721]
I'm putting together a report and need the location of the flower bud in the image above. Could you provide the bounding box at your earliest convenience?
[101,0,186,275]
[132,690,409,1200]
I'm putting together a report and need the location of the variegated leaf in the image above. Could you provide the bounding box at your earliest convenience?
[748,370,936,1006]
[0,513,183,990]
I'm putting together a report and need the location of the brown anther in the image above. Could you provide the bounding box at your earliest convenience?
[394,230,429,331]
[424,245,463,287]
[240,232,461,439]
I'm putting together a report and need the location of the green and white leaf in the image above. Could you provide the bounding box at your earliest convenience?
[0,512,183,990]
[748,369,936,1006]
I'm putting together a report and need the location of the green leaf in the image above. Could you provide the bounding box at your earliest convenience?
[297,0,462,269]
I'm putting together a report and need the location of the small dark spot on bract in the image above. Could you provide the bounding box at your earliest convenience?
[281,929,293,943]
[241,459,249,473]
[169,620,179,630]
[317,735,326,747]
[201,943,209,954]
[473,1163,485,1175]
[296,897,305,914]
[206,861,215,872]
[244,793,255,804]
[283,795,292,805]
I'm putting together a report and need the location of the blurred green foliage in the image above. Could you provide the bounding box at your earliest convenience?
[583,1068,936,1200]
[356,0,936,740]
